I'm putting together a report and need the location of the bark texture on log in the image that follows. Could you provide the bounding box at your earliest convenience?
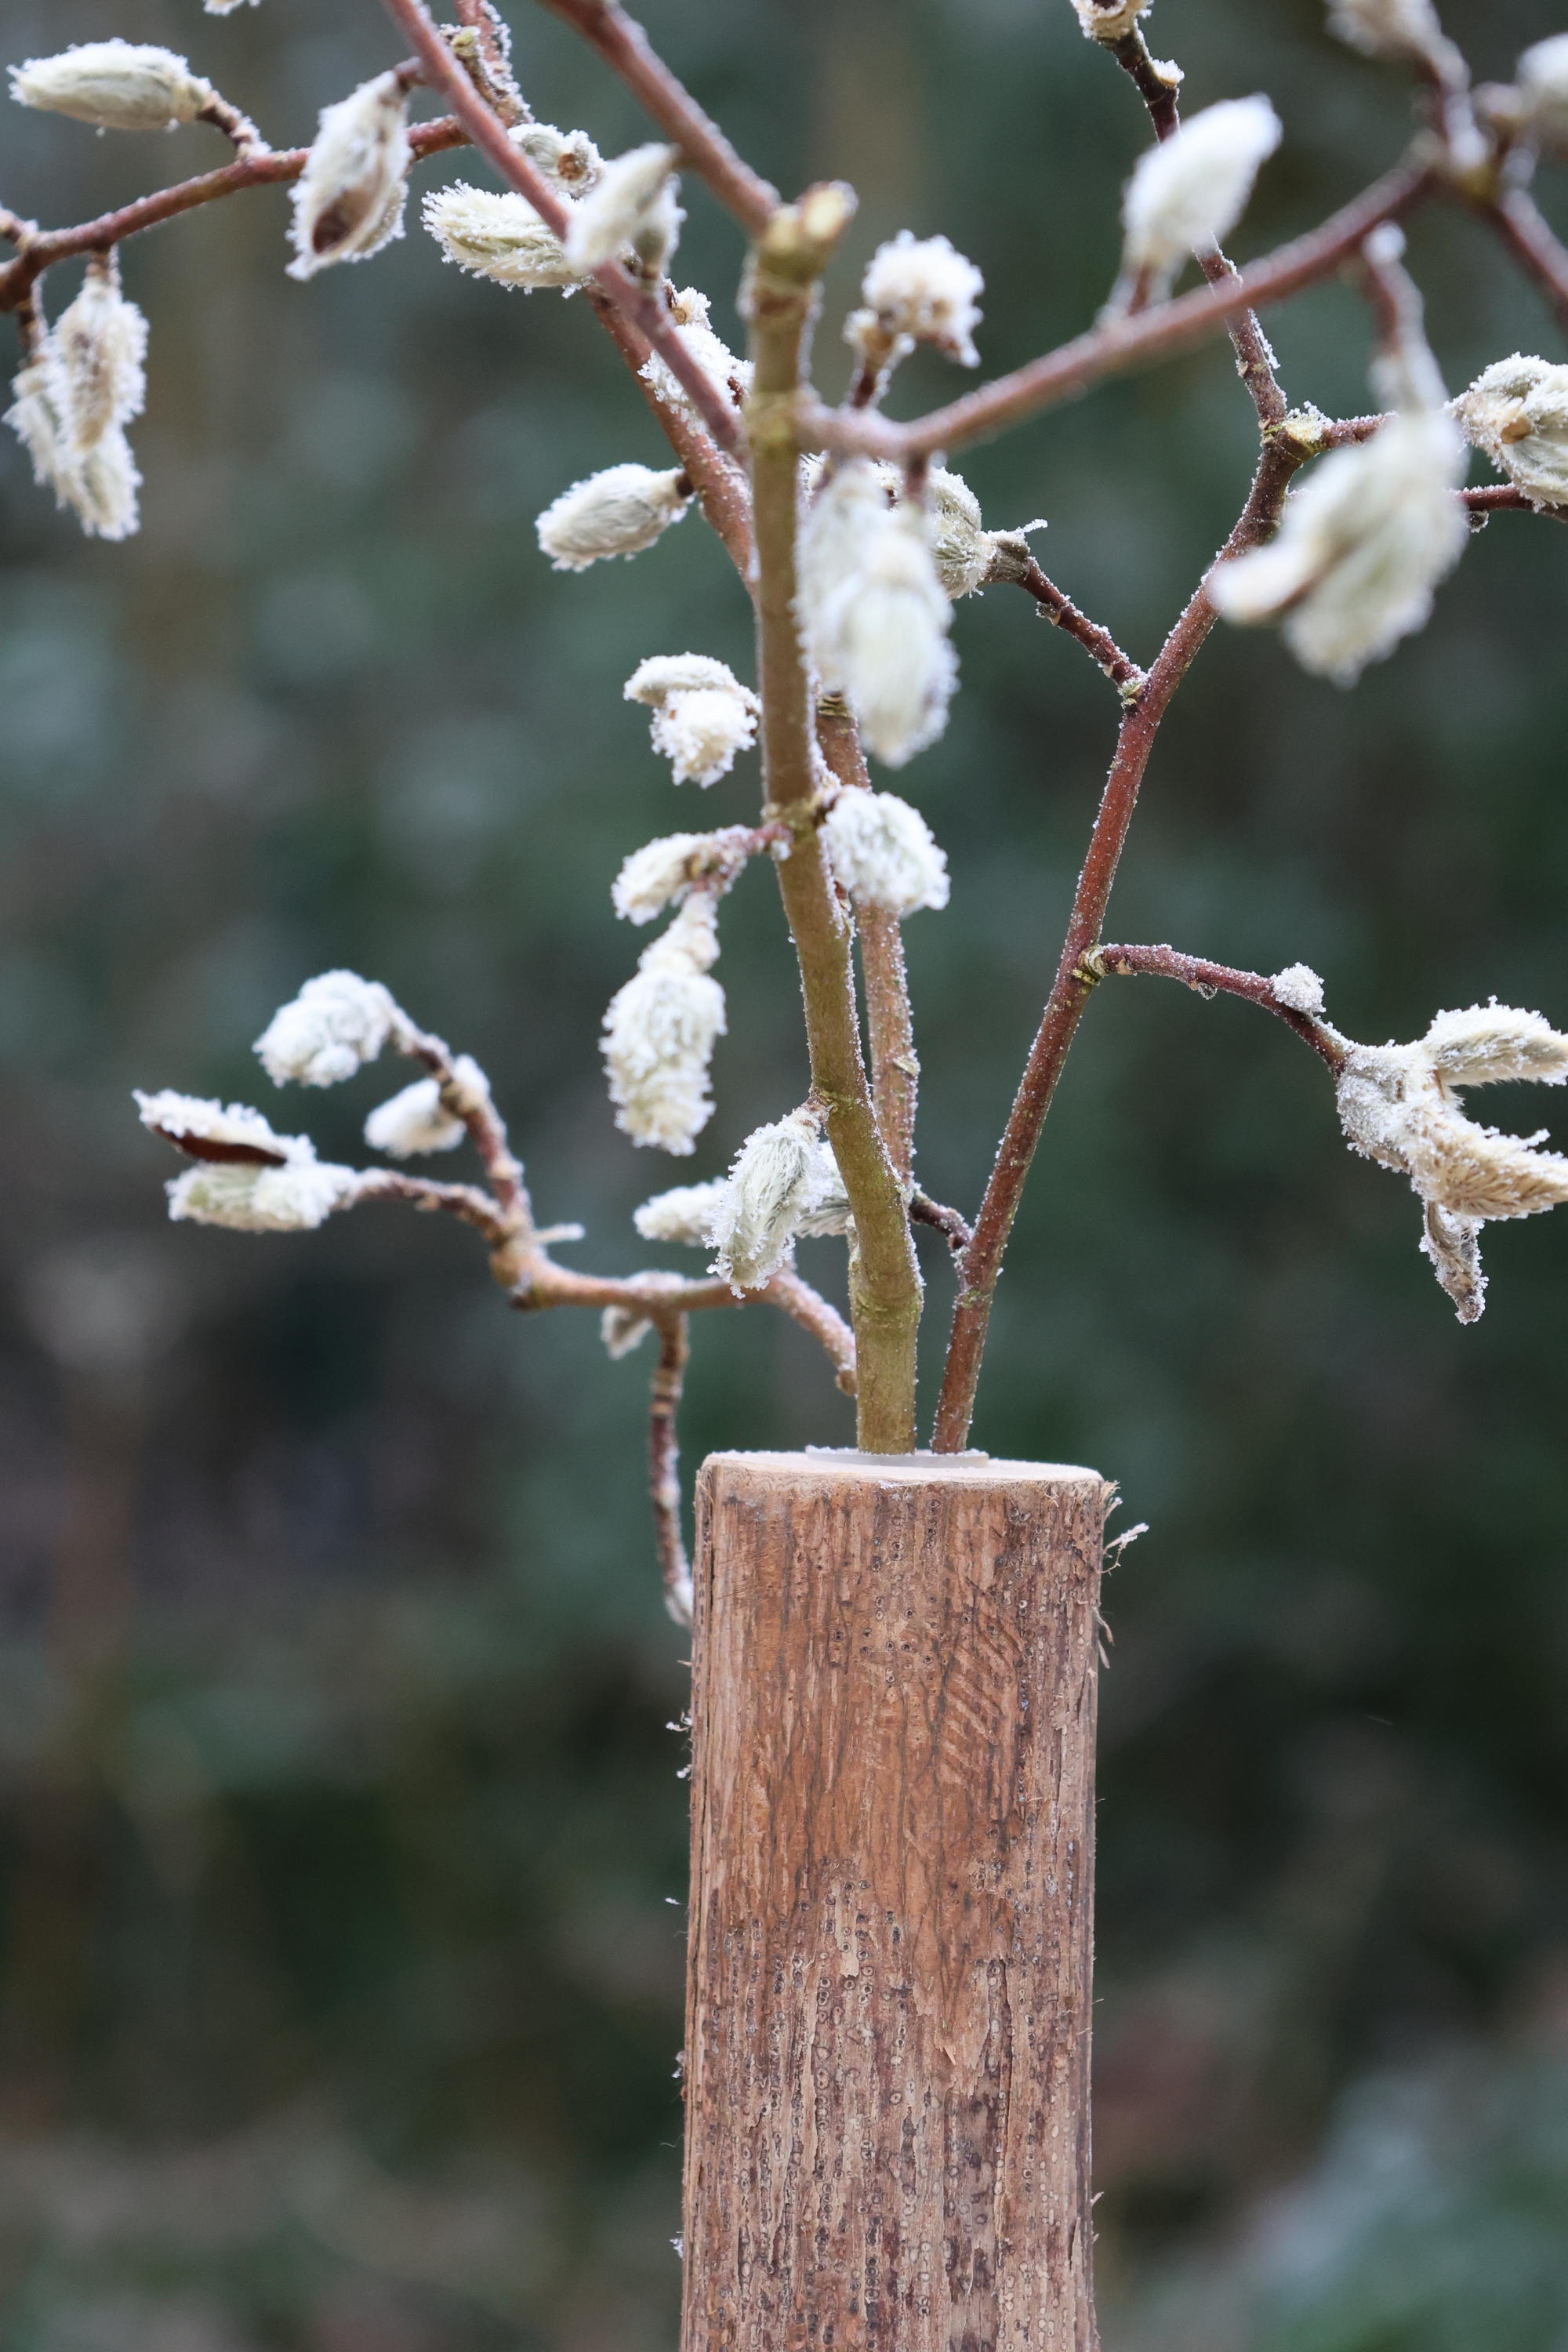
[683,1450,1109,2352]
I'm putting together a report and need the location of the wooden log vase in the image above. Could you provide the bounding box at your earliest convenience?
[682,1450,1110,2352]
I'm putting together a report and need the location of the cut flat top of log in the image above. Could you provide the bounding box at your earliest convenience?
[703,1449,1104,1485]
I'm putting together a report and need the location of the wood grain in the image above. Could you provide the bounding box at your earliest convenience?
[683,1451,1109,2352]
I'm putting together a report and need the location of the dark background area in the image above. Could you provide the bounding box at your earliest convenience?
[0,0,1564,2345]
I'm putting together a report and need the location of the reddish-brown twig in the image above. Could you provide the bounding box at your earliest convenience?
[355,1167,518,1243]
[587,289,755,579]
[909,1193,972,1256]
[1085,944,1347,1072]
[1474,187,1568,339]
[1017,560,1146,695]
[1463,483,1568,524]
[648,1312,692,1616]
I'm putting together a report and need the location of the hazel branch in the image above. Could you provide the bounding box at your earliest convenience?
[932,434,1306,1452]
[801,161,1432,463]
[1084,944,1348,1072]
[532,0,779,234]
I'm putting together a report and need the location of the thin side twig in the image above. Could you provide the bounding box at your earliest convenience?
[1463,483,1568,524]
[355,1168,517,1243]
[1475,187,1568,338]
[909,1193,972,1256]
[1017,559,1146,695]
[1085,944,1348,1072]
[648,1312,693,1621]
[508,1257,856,1390]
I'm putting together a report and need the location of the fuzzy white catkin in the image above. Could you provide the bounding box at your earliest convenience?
[563,142,681,273]
[852,232,983,367]
[1208,412,1467,684]
[362,1057,489,1158]
[50,263,147,452]
[423,185,583,291]
[1328,0,1443,58]
[612,834,720,924]
[10,42,214,132]
[706,1109,831,1289]
[289,71,411,281]
[1519,35,1568,147]
[601,896,726,1154]
[639,288,750,422]
[1121,97,1282,286]
[255,971,401,1087]
[133,1090,303,1162]
[799,462,956,767]
[1270,964,1326,1016]
[633,1180,728,1246]
[1450,355,1568,510]
[536,464,692,570]
[1334,1003,1568,1320]
[924,467,996,599]
[167,1158,363,1234]
[624,655,760,787]
[823,791,949,917]
[5,358,140,541]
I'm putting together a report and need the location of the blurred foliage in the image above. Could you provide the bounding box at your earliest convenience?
[0,0,1566,2345]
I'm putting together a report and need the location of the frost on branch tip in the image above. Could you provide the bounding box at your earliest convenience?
[1334,1004,1568,1322]
[6,255,148,543]
[423,186,584,292]
[1117,97,1282,306]
[536,466,692,571]
[823,791,949,919]
[1519,36,1568,151]
[133,1090,363,1235]
[624,656,760,788]
[289,71,411,281]
[845,233,983,386]
[799,461,956,768]
[602,896,726,1155]
[255,971,403,1088]
[612,829,758,925]
[10,42,214,132]
[1451,357,1568,511]
[706,1110,838,1290]
[1271,964,1327,1017]
[563,143,682,276]
[640,289,751,424]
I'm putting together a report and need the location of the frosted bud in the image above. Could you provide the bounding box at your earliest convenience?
[167,1158,363,1234]
[707,1109,833,1290]
[50,257,147,452]
[601,1305,653,1359]
[512,122,603,193]
[5,360,140,541]
[10,42,213,132]
[602,896,727,1155]
[536,463,692,570]
[792,1146,853,1239]
[1120,97,1282,299]
[289,71,411,281]
[1450,355,1568,511]
[1270,964,1326,1016]
[363,1056,487,1158]
[924,466,995,599]
[612,829,757,924]
[1208,411,1466,684]
[1328,0,1444,59]
[1334,1003,1568,1320]
[800,461,956,767]
[1519,35,1568,148]
[625,655,760,787]
[255,971,401,1087]
[639,287,750,423]
[823,790,949,917]
[633,1180,728,1246]
[849,231,983,369]
[134,1090,304,1165]
[423,185,583,291]
[1070,0,1152,38]
[563,142,682,274]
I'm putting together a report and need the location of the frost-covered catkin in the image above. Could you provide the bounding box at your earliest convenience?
[633,1181,728,1247]
[1270,964,1326,1017]
[799,462,956,767]
[255,971,402,1087]
[639,288,750,422]
[706,1109,833,1290]
[1451,356,1568,510]
[823,791,949,917]
[10,42,214,132]
[1209,410,1466,683]
[1328,0,1444,59]
[5,307,143,545]
[1334,1003,1568,1320]
[1118,97,1282,302]
[50,257,147,452]
[563,143,681,274]
[624,655,760,787]
[134,1090,302,1164]
[1519,34,1568,149]
[289,71,411,281]
[536,465,692,570]
[845,232,983,378]
[362,1053,487,1159]
[133,1087,364,1234]
[602,896,727,1154]
[423,186,583,292]
[612,830,757,924]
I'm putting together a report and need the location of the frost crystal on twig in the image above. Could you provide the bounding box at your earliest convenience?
[255,971,402,1087]
[1270,964,1327,1016]
[423,185,584,291]
[536,465,692,570]
[706,1109,835,1290]
[823,791,949,917]
[799,462,956,767]
[10,42,214,132]
[563,142,681,275]
[1334,1004,1568,1320]
[1116,97,1282,307]
[845,233,983,379]
[624,655,760,787]
[1451,356,1568,510]
[634,1181,728,1247]
[289,71,411,281]
[602,896,727,1154]
[638,288,750,423]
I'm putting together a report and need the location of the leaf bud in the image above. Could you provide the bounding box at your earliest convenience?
[822,790,949,918]
[10,41,214,132]
[707,1109,834,1290]
[563,142,682,274]
[624,655,760,787]
[423,184,584,291]
[289,71,412,281]
[1450,355,1568,510]
[601,897,727,1155]
[255,971,403,1088]
[536,463,693,570]
[1118,96,1281,303]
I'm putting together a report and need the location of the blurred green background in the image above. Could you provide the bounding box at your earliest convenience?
[0,0,1566,2345]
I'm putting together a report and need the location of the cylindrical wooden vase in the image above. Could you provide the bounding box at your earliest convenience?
[682,1450,1109,2352]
